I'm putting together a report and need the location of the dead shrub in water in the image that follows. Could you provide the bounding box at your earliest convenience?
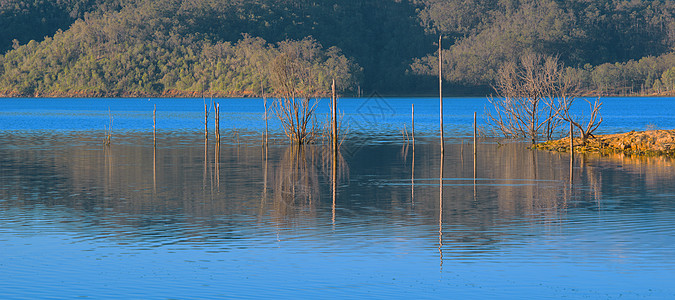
[269,47,321,145]
[486,53,577,143]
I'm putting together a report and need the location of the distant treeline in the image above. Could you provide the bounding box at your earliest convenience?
[2,0,675,97]
[0,3,360,97]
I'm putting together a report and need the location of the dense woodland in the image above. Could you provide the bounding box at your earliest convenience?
[2,0,675,97]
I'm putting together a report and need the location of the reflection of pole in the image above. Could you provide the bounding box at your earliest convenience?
[215,141,220,191]
[261,142,268,215]
[104,144,113,196]
[532,147,538,180]
[473,152,477,199]
[411,142,415,206]
[439,148,444,269]
[332,149,337,227]
[203,136,208,191]
[153,144,156,194]
[439,35,444,155]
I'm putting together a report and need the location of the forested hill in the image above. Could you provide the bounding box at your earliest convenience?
[2,0,675,97]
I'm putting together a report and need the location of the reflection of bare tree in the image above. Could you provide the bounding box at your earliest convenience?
[479,143,569,218]
[319,145,349,184]
[6,132,675,256]
[573,152,675,211]
[273,146,321,218]
[271,145,350,220]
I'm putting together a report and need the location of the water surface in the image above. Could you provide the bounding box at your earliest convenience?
[1,97,674,298]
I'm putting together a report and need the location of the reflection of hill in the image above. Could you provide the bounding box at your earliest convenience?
[2,132,675,253]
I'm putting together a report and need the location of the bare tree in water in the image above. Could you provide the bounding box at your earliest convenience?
[269,40,324,145]
[487,53,578,143]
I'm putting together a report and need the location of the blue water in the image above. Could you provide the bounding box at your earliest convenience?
[3,96,672,135]
[0,97,674,299]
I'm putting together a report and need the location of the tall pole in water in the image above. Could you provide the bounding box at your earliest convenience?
[153,104,156,147]
[438,35,445,268]
[331,79,338,226]
[473,111,477,154]
[439,35,444,155]
[204,101,208,140]
[332,79,337,154]
[570,121,574,184]
[262,81,268,147]
[412,104,415,149]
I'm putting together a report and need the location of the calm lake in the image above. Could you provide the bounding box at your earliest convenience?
[1,97,674,299]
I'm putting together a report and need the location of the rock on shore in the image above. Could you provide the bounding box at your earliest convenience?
[534,129,675,157]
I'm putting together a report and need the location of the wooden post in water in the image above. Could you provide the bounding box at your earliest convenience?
[473,112,477,199]
[331,79,338,226]
[204,101,209,140]
[104,107,113,146]
[215,102,220,143]
[153,104,156,146]
[263,99,268,146]
[570,120,574,183]
[262,81,268,147]
[412,104,415,149]
[411,105,415,206]
[153,103,157,193]
[439,35,444,154]
[332,79,337,153]
[473,111,477,154]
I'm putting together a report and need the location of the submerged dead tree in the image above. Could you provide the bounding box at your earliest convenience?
[270,51,320,145]
[268,38,358,145]
[487,53,578,143]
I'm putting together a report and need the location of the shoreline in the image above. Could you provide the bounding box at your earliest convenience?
[4,89,675,99]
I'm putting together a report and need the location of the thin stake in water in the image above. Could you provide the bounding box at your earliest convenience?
[412,103,415,149]
[153,104,156,146]
[332,79,337,154]
[570,120,574,184]
[439,35,444,154]
[204,100,209,140]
